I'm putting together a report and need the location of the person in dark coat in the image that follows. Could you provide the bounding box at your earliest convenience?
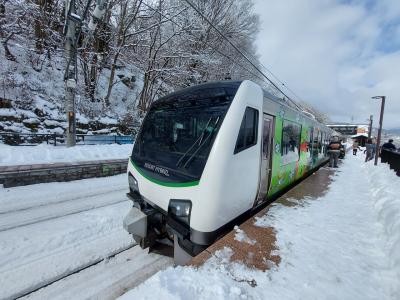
[327,136,342,168]
[382,139,396,151]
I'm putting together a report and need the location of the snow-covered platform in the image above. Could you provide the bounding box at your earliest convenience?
[190,166,334,270]
[120,154,400,300]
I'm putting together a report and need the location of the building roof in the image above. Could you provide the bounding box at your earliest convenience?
[328,124,369,127]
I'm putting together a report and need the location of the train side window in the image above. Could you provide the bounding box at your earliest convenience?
[319,132,324,154]
[321,133,325,154]
[308,127,313,156]
[324,133,329,153]
[281,120,301,165]
[234,107,259,154]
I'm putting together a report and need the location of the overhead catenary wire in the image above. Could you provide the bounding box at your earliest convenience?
[179,0,304,111]
[259,63,307,104]
[140,1,268,86]
[142,0,304,106]
[229,40,308,105]
[141,1,294,106]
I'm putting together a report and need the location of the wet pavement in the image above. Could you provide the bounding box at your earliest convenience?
[190,166,335,270]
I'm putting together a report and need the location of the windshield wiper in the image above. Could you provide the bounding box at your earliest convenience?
[175,117,213,168]
[182,116,220,169]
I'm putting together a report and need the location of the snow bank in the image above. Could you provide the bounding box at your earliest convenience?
[0,144,132,166]
[119,154,400,300]
[364,161,400,282]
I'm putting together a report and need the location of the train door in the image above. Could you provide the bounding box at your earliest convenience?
[255,114,275,206]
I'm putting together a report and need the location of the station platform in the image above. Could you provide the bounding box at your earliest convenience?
[190,166,334,270]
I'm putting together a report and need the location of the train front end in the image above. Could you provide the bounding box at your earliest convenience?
[123,82,244,264]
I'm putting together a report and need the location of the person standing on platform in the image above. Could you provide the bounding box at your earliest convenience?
[352,141,360,155]
[382,139,396,151]
[327,136,342,168]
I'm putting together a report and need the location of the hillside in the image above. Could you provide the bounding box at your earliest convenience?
[0,0,262,141]
[0,40,144,136]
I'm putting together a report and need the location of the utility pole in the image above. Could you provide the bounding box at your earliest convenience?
[64,0,79,147]
[368,115,373,139]
[63,0,107,147]
[372,96,386,166]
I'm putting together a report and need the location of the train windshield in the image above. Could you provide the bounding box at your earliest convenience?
[131,86,239,184]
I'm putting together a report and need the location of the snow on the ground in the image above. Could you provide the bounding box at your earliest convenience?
[234,225,256,245]
[0,174,127,213]
[119,154,400,300]
[0,143,132,166]
[0,175,133,299]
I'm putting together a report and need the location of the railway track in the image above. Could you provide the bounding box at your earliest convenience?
[0,185,127,215]
[0,201,138,300]
[0,164,177,300]
[0,174,154,300]
[0,189,127,232]
[11,244,136,300]
[18,246,173,300]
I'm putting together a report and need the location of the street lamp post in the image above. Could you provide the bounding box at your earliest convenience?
[371,96,386,166]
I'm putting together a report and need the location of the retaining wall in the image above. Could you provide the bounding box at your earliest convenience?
[0,159,128,188]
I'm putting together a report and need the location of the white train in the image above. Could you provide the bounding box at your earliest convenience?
[124,80,333,264]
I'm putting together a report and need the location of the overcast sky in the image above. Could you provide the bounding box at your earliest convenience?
[253,0,400,129]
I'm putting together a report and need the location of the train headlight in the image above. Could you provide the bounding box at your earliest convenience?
[168,199,192,226]
[128,174,139,192]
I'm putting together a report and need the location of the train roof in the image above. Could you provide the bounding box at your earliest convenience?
[154,81,243,104]
[260,86,324,126]
[152,80,329,128]
[155,80,287,106]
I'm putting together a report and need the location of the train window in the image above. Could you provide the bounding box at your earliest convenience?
[234,107,259,154]
[319,131,323,153]
[324,133,329,154]
[307,127,313,157]
[262,117,273,159]
[281,120,301,165]
[321,133,325,154]
[132,85,240,183]
[313,129,321,154]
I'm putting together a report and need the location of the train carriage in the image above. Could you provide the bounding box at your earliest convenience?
[123,80,334,264]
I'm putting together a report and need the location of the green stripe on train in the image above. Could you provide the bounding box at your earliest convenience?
[129,158,199,188]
